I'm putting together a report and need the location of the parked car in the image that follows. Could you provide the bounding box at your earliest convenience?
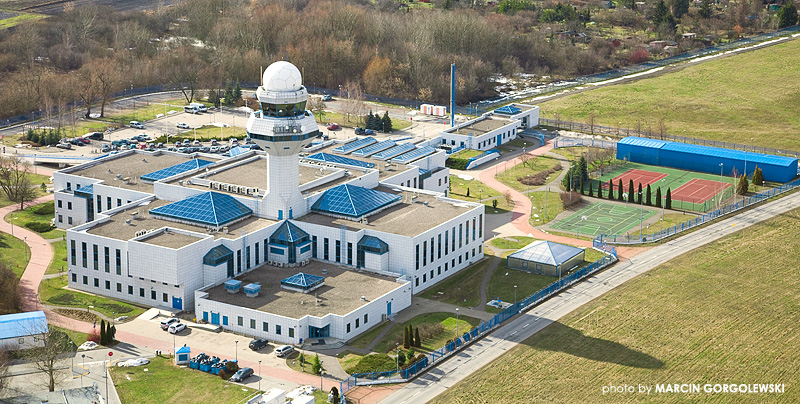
[321,94,333,101]
[129,121,144,129]
[326,123,339,130]
[354,127,366,135]
[209,146,219,153]
[167,147,177,152]
[364,128,375,135]
[210,139,219,146]
[249,338,269,351]
[168,323,187,334]
[177,147,187,153]
[192,140,201,146]
[177,123,190,129]
[199,146,210,153]
[182,139,191,146]
[187,147,199,153]
[156,142,164,148]
[229,367,254,382]
[117,358,150,367]
[274,345,294,357]
[160,318,179,331]
[219,145,231,152]
[78,137,91,144]
[175,141,182,148]
[101,144,110,152]
[84,132,104,140]
[56,143,71,150]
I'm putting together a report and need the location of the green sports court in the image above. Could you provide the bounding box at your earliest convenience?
[551,202,657,236]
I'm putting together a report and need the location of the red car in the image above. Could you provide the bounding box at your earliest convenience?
[326,123,340,130]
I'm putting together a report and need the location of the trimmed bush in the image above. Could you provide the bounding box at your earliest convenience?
[348,354,396,374]
[25,222,54,233]
[33,202,55,215]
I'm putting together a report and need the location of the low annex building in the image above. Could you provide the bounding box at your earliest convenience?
[506,240,585,277]
[53,61,484,344]
[0,311,48,351]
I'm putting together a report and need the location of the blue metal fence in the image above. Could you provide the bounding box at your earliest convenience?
[594,177,800,245]
[339,248,618,402]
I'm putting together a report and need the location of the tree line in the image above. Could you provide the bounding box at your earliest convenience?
[0,0,794,123]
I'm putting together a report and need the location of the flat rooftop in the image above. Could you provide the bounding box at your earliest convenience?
[85,199,276,243]
[67,152,194,192]
[306,145,412,180]
[445,116,514,137]
[201,260,404,319]
[140,229,205,249]
[297,187,478,237]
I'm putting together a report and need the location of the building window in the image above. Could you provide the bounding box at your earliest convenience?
[451,227,456,251]
[58,200,62,208]
[445,262,448,272]
[82,275,87,285]
[479,245,482,254]
[335,240,341,263]
[423,274,426,282]
[81,242,87,267]
[94,278,99,287]
[430,237,434,262]
[288,328,294,338]
[107,197,111,210]
[312,236,317,258]
[479,214,483,238]
[58,215,63,223]
[430,270,434,279]
[117,198,122,207]
[473,218,476,241]
[96,195,101,213]
[71,240,76,265]
[163,293,168,302]
[364,314,368,324]
[116,249,121,275]
[71,273,77,282]
[67,201,72,210]
[415,245,420,270]
[262,322,269,332]
[472,248,476,257]
[250,319,256,329]
[347,242,353,266]
[139,288,145,297]
[115,283,121,292]
[323,238,329,260]
[104,247,110,272]
[128,285,133,295]
[415,278,419,287]
[105,280,110,290]
[459,224,463,248]
[346,323,351,333]
[276,325,282,335]
[422,241,427,266]
[246,246,251,269]
[445,231,449,255]
[151,290,156,300]
[438,266,441,275]
[237,316,243,326]
[438,234,442,259]
[237,250,242,273]
[255,242,260,265]
[465,221,469,244]
[93,245,98,270]
[68,217,72,225]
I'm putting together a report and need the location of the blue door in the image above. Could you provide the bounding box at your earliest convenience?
[203,311,209,322]
[387,301,392,316]
[222,316,228,326]
[172,297,183,310]
[496,134,502,146]
[211,312,220,325]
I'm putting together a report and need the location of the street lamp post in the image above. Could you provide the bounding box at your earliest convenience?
[495,157,499,177]
[10,215,14,236]
[396,343,401,372]
[578,216,587,239]
[455,308,460,339]
[639,191,644,236]
[24,236,27,261]
[719,163,724,209]
[514,285,517,305]
[235,340,238,362]
[258,360,262,392]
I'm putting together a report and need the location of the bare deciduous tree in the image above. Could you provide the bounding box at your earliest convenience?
[0,156,37,210]
[0,263,18,315]
[23,326,72,392]
[341,81,365,124]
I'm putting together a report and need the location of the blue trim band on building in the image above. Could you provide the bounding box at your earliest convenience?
[616,137,798,183]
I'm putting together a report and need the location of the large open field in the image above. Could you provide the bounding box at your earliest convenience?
[430,207,800,403]
[539,38,800,151]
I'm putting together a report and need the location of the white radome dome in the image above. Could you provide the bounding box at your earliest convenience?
[262,61,302,92]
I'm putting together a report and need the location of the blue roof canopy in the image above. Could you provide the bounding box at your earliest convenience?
[303,152,375,169]
[311,184,401,219]
[351,140,396,156]
[150,192,252,227]
[203,245,233,266]
[141,159,214,182]
[358,235,389,254]
[74,184,94,197]
[372,143,415,160]
[508,240,584,266]
[281,273,324,290]
[0,311,48,340]
[176,346,191,354]
[333,137,377,154]
[392,146,436,163]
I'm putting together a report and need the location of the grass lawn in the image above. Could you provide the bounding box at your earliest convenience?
[0,232,30,279]
[528,191,563,225]
[38,274,146,319]
[97,98,189,126]
[51,325,88,347]
[449,149,484,160]
[448,175,514,213]
[173,125,248,141]
[627,212,697,237]
[0,173,50,209]
[285,351,321,376]
[539,38,800,151]
[0,11,44,28]
[5,201,65,239]
[496,138,537,154]
[316,111,411,131]
[346,322,391,350]
[111,356,259,404]
[431,207,800,404]
[417,257,495,308]
[374,312,481,354]
[47,239,67,274]
[496,155,563,193]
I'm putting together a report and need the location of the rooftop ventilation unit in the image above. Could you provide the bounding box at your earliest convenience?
[178,180,184,186]
[125,219,132,225]
[115,174,122,179]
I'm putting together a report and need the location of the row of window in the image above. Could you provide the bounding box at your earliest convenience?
[346,313,369,333]
[315,237,354,265]
[416,215,482,270]
[414,246,481,288]
[71,273,175,302]
[71,241,122,274]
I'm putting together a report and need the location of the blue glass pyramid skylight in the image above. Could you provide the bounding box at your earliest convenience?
[141,159,214,182]
[311,184,401,219]
[494,105,522,115]
[270,220,310,245]
[303,152,375,168]
[149,192,252,227]
[281,273,324,290]
[508,240,583,266]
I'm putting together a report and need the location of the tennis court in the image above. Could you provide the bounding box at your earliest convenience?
[594,162,737,212]
[551,202,656,236]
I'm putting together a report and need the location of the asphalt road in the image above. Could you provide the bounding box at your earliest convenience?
[378,191,800,404]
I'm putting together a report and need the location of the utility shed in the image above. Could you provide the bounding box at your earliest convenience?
[506,240,585,277]
[0,311,48,351]
[616,136,798,183]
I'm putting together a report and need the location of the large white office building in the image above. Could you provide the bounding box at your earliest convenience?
[54,62,484,344]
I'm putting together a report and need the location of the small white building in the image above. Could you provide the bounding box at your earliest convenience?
[439,104,539,151]
[0,311,48,351]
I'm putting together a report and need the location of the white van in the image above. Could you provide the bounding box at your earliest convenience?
[129,121,144,129]
[189,102,208,113]
[274,345,294,357]
[184,105,200,114]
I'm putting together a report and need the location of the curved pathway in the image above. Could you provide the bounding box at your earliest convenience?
[477,139,641,258]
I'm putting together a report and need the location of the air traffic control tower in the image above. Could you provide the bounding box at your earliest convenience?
[246,61,320,220]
